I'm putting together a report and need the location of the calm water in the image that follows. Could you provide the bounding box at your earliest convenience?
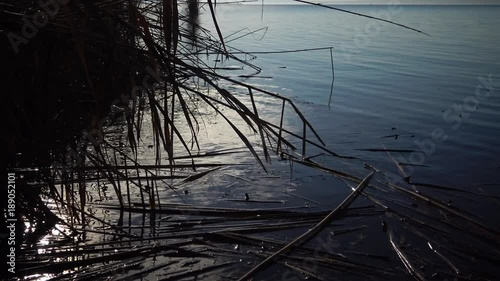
[198,4,500,221]
[22,5,500,280]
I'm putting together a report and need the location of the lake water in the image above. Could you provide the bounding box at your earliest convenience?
[20,4,500,280]
[197,4,500,223]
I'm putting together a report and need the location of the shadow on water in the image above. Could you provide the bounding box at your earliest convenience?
[186,0,200,43]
